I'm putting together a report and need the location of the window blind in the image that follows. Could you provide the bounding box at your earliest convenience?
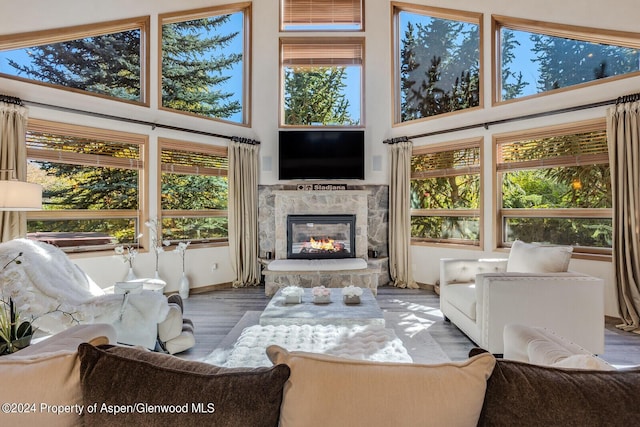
[281,0,362,28]
[281,39,363,66]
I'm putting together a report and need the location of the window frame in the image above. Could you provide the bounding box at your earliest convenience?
[280,0,365,32]
[410,137,483,249]
[0,17,150,106]
[492,15,640,106]
[279,36,365,127]
[158,2,252,127]
[493,119,612,259]
[391,3,483,126]
[25,118,149,253]
[157,138,229,248]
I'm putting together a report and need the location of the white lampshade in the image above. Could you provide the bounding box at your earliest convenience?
[0,180,43,211]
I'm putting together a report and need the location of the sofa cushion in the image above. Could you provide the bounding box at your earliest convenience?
[78,344,290,426]
[506,240,573,273]
[266,345,496,427]
[477,359,640,426]
[445,283,477,320]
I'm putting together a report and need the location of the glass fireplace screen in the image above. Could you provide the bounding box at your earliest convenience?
[287,214,356,259]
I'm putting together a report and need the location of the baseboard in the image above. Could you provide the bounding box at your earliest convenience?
[186,282,237,294]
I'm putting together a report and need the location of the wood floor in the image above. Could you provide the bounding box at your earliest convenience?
[176,286,640,367]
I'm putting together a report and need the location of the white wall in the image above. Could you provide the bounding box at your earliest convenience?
[1,0,637,313]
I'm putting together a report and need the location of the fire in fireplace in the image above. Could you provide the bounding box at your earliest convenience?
[287,214,356,259]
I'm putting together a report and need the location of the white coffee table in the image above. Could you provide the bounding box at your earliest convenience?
[259,288,384,327]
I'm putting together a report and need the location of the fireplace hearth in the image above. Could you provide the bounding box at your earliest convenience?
[287,214,356,259]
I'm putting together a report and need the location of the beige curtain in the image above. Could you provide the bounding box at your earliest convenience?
[228,137,260,287]
[388,138,417,289]
[607,99,640,334]
[0,98,29,242]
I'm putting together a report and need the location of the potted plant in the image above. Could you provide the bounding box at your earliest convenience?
[281,286,304,304]
[0,253,33,354]
[342,285,363,304]
[312,286,331,304]
[0,297,33,355]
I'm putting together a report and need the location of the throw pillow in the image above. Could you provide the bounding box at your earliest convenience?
[78,344,290,426]
[0,350,83,427]
[506,240,573,273]
[477,359,640,426]
[266,345,496,427]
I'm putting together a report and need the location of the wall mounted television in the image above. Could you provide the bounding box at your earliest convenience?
[278,130,365,180]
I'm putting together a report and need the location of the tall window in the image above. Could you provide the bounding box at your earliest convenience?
[0,17,148,104]
[495,120,612,255]
[411,139,482,246]
[495,16,640,103]
[159,139,229,245]
[160,4,251,125]
[281,38,363,126]
[393,4,482,124]
[26,120,147,251]
[281,0,364,31]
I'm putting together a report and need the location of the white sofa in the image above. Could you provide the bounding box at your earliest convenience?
[439,241,605,354]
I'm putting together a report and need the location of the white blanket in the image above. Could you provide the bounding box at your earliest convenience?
[0,239,168,344]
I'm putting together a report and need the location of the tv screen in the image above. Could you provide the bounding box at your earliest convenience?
[279,130,365,180]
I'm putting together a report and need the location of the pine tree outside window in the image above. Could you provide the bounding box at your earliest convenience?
[25,119,147,252]
[281,38,363,126]
[159,3,250,125]
[393,4,482,124]
[495,120,612,256]
[494,15,640,103]
[159,139,229,245]
[0,17,148,104]
[411,139,482,246]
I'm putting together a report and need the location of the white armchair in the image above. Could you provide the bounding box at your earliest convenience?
[439,241,605,355]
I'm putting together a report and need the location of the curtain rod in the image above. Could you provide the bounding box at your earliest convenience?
[2,96,260,144]
[385,93,640,143]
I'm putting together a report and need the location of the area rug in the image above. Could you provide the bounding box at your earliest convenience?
[201,311,450,367]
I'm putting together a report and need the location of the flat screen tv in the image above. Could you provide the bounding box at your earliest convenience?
[279,130,365,180]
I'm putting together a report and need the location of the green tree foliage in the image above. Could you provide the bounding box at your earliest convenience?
[399,14,480,121]
[530,34,640,92]
[501,29,529,100]
[410,147,480,241]
[161,16,242,119]
[8,30,141,100]
[283,67,355,125]
[15,19,239,243]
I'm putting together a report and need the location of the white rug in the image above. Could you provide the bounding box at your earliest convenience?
[201,311,450,367]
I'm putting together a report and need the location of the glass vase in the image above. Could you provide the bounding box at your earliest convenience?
[125,267,137,281]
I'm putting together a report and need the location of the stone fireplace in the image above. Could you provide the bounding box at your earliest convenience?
[287,214,356,259]
[273,190,369,260]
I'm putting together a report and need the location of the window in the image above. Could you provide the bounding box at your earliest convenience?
[0,17,148,104]
[25,119,147,252]
[495,120,612,255]
[159,139,229,245]
[410,139,482,246]
[159,4,251,125]
[393,4,482,124]
[281,38,363,126]
[495,15,640,103]
[281,0,363,31]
